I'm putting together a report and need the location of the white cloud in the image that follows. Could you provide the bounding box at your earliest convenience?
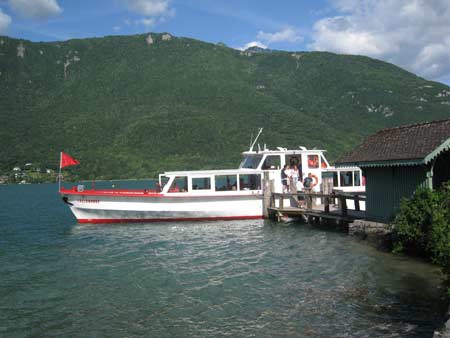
[257,27,303,44]
[0,9,12,34]
[237,41,267,51]
[127,0,170,17]
[9,0,62,20]
[138,17,155,28]
[126,0,174,29]
[310,0,450,82]
[237,27,302,53]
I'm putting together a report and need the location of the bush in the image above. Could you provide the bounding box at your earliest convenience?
[391,182,450,288]
[391,187,440,255]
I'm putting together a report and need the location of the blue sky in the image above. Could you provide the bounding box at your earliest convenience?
[1,0,450,85]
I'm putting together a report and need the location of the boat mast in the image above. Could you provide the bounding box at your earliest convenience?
[249,128,263,152]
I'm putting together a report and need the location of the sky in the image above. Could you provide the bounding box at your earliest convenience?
[1,0,450,85]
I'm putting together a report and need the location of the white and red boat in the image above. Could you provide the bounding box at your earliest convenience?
[60,137,365,223]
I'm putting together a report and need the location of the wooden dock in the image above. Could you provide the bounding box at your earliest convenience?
[267,191,366,223]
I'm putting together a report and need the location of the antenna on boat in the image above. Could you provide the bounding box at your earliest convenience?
[249,128,263,152]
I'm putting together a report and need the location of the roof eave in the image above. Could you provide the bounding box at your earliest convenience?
[424,137,450,164]
[336,158,424,168]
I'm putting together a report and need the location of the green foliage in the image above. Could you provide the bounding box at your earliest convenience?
[392,183,450,288]
[1,33,450,179]
[391,188,440,255]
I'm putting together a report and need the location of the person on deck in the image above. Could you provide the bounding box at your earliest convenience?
[289,164,299,193]
[303,173,315,193]
[296,178,304,207]
[281,164,289,192]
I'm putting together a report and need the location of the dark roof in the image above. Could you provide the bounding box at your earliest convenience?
[336,118,450,167]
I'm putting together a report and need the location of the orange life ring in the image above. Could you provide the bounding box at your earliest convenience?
[311,174,318,187]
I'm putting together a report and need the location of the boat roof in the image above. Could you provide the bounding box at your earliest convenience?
[163,168,262,176]
[241,147,326,156]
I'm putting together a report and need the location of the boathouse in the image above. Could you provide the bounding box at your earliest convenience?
[335,119,450,222]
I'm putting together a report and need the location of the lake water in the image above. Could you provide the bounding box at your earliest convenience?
[0,183,446,337]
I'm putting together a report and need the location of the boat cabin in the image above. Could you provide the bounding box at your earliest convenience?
[239,147,330,172]
[159,170,263,194]
[159,147,341,195]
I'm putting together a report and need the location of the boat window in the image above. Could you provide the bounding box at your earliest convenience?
[286,156,301,167]
[215,175,237,191]
[192,177,211,190]
[353,171,361,186]
[159,176,169,191]
[340,171,353,187]
[168,176,188,192]
[308,155,319,169]
[320,155,328,168]
[333,172,339,187]
[240,155,263,169]
[239,174,261,190]
[261,155,281,170]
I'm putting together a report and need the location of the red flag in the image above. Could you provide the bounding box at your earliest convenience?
[60,152,80,169]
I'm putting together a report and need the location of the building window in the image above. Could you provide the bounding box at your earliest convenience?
[239,174,261,190]
[215,175,237,191]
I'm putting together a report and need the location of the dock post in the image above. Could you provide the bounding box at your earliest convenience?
[340,196,348,216]
[263,172,274,218]
[324,196,330,213]
[306,192,312,210]
[354,195,360,211]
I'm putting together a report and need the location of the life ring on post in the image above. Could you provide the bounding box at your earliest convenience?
[311,174,318,187]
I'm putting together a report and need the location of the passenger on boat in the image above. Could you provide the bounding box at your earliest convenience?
[296,179,304,207]
[155,183,162,193]
[171,183,180,192]
[297,163,303,180]
[303,173,315,192]
[281,165,288,192]
[288,161,299,193]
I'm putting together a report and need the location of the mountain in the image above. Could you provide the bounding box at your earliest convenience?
[1,33,450,180]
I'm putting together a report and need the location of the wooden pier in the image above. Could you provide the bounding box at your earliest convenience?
[267,191,366,223]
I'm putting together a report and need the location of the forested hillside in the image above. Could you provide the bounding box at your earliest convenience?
[1,33,449,179]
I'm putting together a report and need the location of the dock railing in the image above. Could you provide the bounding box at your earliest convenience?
[270,191,366,219]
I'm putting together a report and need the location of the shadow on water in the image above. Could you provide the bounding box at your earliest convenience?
[0,183,447,337]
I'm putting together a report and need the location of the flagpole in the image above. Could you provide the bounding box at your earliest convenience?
[58,152,62,192]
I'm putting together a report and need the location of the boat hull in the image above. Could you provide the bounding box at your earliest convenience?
[62,192,264,223]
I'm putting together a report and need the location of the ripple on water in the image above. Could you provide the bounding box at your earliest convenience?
[0,185,446,337]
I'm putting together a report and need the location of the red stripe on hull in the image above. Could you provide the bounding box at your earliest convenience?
[60,188,262,199]
[77,215,264,224]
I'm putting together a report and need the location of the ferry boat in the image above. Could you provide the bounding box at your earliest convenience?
[60,134,365,223]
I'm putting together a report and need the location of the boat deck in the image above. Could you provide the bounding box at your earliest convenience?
[267,192,366,223]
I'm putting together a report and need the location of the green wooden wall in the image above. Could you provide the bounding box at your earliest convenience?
[364,166,428,222]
